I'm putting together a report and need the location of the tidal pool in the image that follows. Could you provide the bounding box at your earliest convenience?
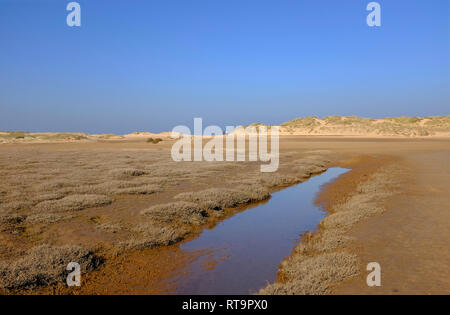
[173,167,349,294]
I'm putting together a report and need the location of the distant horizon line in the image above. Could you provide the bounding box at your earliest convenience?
[1,115,449,135]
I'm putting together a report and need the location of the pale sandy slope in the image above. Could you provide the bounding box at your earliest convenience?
[243,116,450,137]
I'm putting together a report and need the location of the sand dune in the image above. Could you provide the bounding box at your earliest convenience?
[278,116,450,137]
[2,116,449,144]
[243,115,450,137]
[0,131,171,144]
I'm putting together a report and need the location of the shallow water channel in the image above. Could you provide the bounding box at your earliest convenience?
[173,167,349,294]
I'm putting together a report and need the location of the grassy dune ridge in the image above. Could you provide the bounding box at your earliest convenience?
[279,115,450,136]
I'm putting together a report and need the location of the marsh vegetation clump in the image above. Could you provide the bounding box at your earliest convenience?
[260,252,358,295]
[259,173,300,188]
[141,201,208,225]
[109,168,147,179]
[291,155,330,178]
[34,194,113,213]
[120,222,189,251]
[175,186,270,211]
[0,244,101,290]
[112,184,162,195]
[25,213,75,225]
[321,171,396,231]
[0,213,27,234]
[0,201,34,214]
[293,165,326,178]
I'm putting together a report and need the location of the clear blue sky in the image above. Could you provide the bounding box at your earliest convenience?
[0,0,449,134]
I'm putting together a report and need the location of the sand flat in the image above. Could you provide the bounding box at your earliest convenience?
[332,150,450,294]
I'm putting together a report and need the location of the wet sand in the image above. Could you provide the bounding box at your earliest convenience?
[287,137,450,294]
[332,150,450,294]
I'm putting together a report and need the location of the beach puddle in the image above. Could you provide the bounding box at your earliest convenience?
[171,167,349,294]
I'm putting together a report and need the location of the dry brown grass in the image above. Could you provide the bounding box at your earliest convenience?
[0,201,34,214]
[321,171,396,231]
[141,202,208,225]
[260,252,358,295]
[111,184,162,195]
[224,154,333,189]
[34,194,113,213]
[0,213,27,234]
[0,143,338,292]
[109,168,147,179]
[0,244,101,290]
[0,149,256,228]
[175,186,270,210]
[0,150,184,222]
[95,222,122,233]
[259,173,300,188]
[120,222,189,251]
[290,155,330,178]
[25,213,75,225]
